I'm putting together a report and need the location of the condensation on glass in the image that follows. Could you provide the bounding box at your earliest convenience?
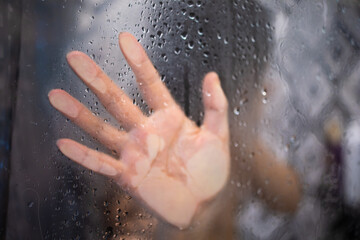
[3,0,360,239]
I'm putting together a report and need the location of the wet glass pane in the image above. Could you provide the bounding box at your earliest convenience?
[2,0,360,239]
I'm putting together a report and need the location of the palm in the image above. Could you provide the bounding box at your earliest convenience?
[49,33,229,228]
[122,108,229,227]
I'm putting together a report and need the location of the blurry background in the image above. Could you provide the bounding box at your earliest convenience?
[0,0,21,237]
[1,0,360,239]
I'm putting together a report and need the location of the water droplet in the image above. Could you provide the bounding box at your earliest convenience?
[161,53,168,62]
[239,97,248,105]
[203,51,209,58]
[174,48,181,55]
[180,31,188,40]
[188,41,194,49]
[261,88,267,96]
[157,31,163,38]
[176,22,182,29]
[233,107,240,115]
[189,12,195,20]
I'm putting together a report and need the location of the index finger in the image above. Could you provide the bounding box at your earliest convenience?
[118,32,176,111]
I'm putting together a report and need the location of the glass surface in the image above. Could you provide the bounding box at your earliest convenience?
[3,0,360,239]
[0,0,21,237]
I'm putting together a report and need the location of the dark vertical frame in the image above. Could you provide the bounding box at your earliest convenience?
[0,0,21,238]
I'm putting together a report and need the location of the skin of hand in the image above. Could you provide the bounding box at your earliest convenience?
[48,32,230,229]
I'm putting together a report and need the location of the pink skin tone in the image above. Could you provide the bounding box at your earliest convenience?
[48,33,230,229]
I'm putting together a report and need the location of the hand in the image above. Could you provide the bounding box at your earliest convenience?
[48,32,230,229]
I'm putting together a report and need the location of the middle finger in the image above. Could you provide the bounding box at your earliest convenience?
[66,51,146,130]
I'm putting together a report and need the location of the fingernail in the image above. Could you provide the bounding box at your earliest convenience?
[119,33,144,65]
[67,51,98,81]
[210,72,220,85]
[49,90,79,118]
[57,139,85,160]
[67,52,107,93]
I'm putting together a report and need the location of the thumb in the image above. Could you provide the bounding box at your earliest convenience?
[202,72,229,139]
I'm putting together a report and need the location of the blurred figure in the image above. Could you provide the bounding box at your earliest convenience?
[238,1,360,239]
